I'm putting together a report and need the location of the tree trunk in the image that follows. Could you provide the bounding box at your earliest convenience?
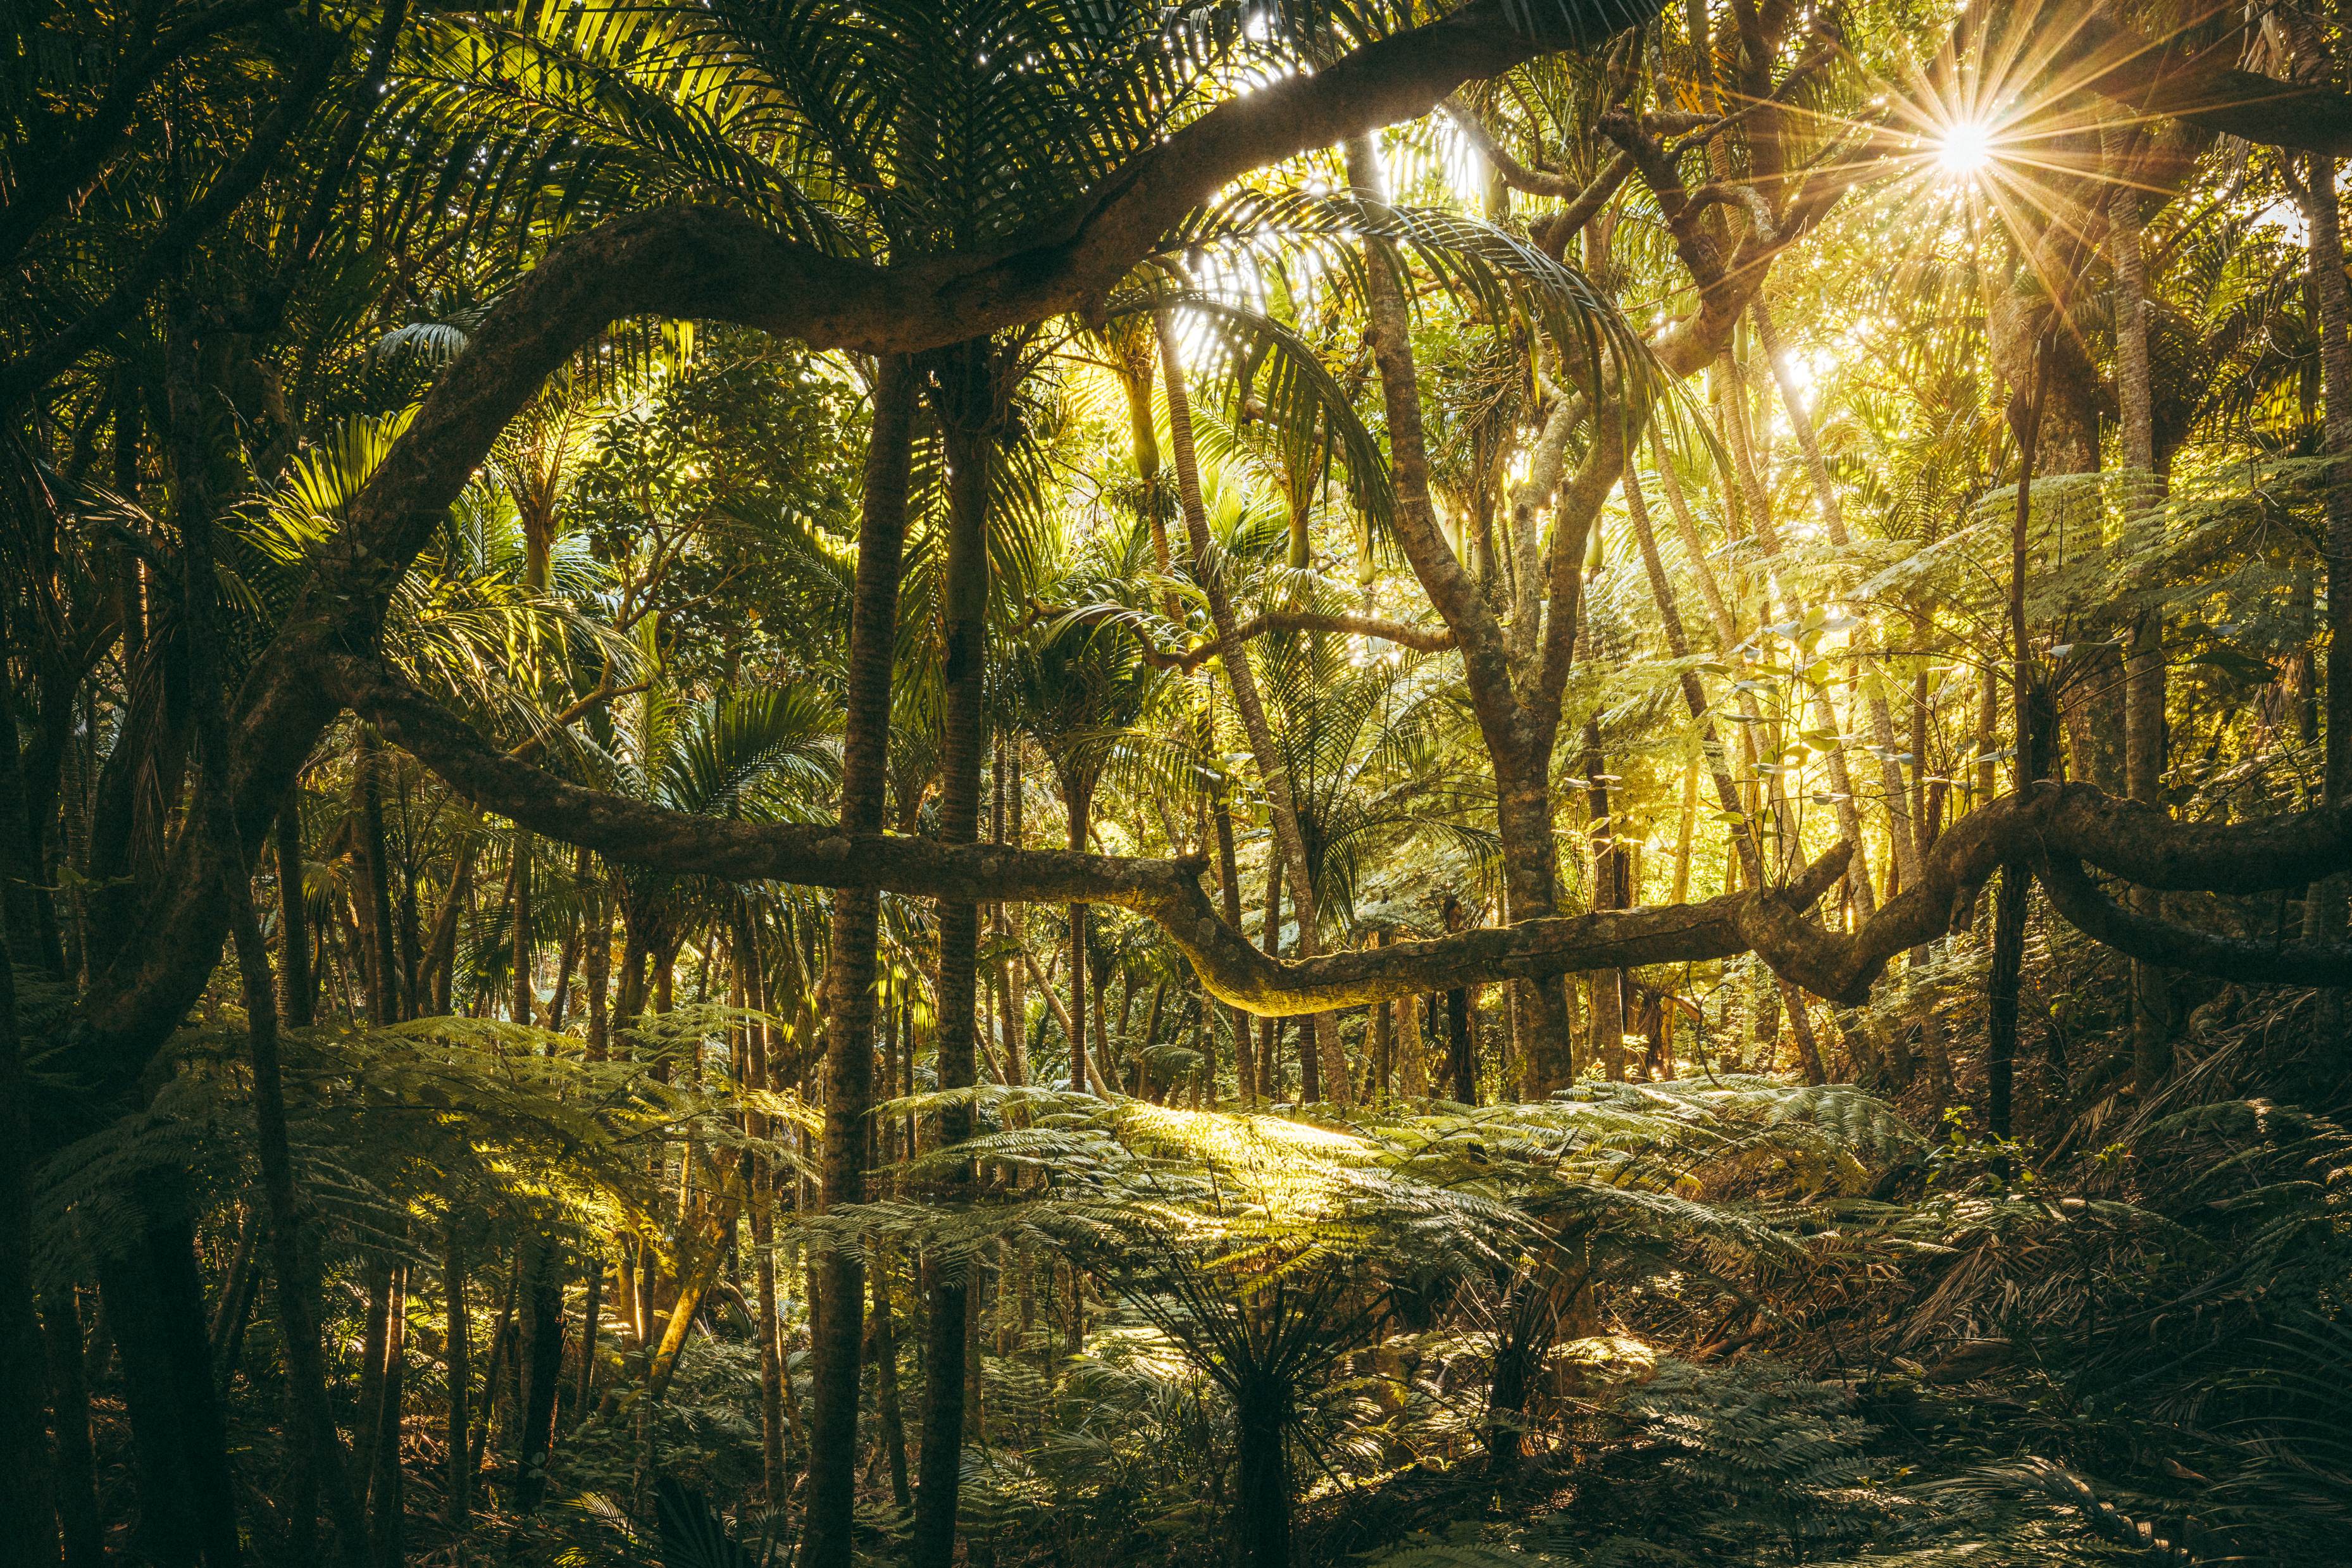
[1000,738,1029,1086]
[1066,773,1097,1095]
[1211,788,1254,1103]
[871,1260,912,1514]
[512,1233,564,1510]
[912,341,995,1568]
[357,727,402,1024]
[1343,134,1581,1093]
[803,354,916,1568]
[368,1263,407,1568]
[167,340,368,1566]
[277,783,313,1027]
[2301,151,2352,942]
[99,1181,244,1568]
[445,1228,471,1529]
[1447,984,1476,1103]
[1989,358,2055,1143]
[511,831,533,1028]
[752,1187,785,1501]
[584,891,611,1061]
[1233,1385,1292,1568]
[1582,726,1628,1082]
[43,1292,104,1568]
[467,1256,516,1483]
[1259,837,1283,1100]
[1400,988,1429,1098]
[423,838,475,1017]
[2108,123,2173,1093]
[573,1256,602,1426]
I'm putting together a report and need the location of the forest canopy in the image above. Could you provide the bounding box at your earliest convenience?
[3,2,2349,1567]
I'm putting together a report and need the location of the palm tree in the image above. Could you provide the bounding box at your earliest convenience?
[1011,519,1171,1095]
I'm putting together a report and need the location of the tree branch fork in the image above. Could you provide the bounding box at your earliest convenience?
[333,656,2352,1019]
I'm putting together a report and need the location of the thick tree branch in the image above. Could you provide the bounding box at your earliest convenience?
[2032,855,2352,988]
[2059,7,2352,155]
[1736,780,2352,1004]
[333,657,2352,1017]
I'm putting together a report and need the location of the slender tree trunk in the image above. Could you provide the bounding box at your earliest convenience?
[277,783,313,1027]
[1259,838,1283,1100]
[751,1185,785,1500]
[424,839,474,1017]
[2108,125,2174,1092]
[511,831,533,1028]
[1447,982,1476,1103]
[1671,754,1698,905]
[1066,775,1097,1095]
[467,1257,516,1483]
[2301,151,2352,941]
[1582,726,1628,1082]
[1400,986,1429,1098]
[357,1259,391,1509]
[1989,355,2055,1143]
[912,343,995,1568]
[871,1261,912,1514]
[1000,738,1030,1086]
[357,727,402,1024]
[43,1292,104,1568]
[206,1205,258,1363]
[445,1227,472,1530]
[1212,790,1254,1103]
[512,1233,564,1510]
[369,1264,407,1568]
[573,1255,602,1426]
[168,328,366,1567]
[803,355,917,1568]
[583,891,610,1062]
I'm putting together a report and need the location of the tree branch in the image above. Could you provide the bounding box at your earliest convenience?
[1442,97,1585,197]
[2059,6,2352,155]
[333,657,2352,1017]
[2032,855,2352,988]
[1734,780,2352,1004]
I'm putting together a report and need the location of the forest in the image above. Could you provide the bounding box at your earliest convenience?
[4,0,2351,1565]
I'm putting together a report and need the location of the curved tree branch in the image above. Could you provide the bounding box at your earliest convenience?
[333,658,2352,1019]
[2032,855,2352,988]
[2060,7,2352,156]
[1442,97,1586,197]
[1736,780,2352,1003]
